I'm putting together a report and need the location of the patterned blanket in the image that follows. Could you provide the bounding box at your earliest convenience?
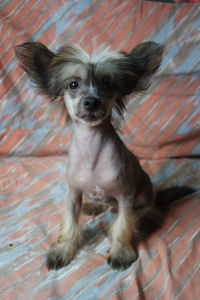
[0,1,199,299]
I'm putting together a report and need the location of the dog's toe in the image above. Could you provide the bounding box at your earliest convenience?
[108,246,137,270]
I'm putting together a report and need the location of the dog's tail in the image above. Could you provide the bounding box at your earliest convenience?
[155,186,196,206]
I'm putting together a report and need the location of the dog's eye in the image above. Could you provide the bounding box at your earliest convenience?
[69,81,79,90]
[101,78,112,91]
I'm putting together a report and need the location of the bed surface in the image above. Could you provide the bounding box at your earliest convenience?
[0,1,199,299]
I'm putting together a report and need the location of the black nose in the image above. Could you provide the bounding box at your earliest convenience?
[83,97,100,112]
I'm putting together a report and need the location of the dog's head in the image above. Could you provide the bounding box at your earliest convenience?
[15,42,163,126]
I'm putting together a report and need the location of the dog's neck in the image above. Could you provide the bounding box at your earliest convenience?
[70,118,117,170]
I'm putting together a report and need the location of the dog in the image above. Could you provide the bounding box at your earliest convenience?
[16,41,187,271]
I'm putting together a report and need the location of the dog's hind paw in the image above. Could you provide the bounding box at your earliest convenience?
[108,246,137,270]
[46,242,75,270]
[82,202,109,216]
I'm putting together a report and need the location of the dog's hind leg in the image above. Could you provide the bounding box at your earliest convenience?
[82,196,117,216]
[82,201,110,216]
[47,188,82,270]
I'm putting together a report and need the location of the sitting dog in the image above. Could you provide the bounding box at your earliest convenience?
[16,41,164,270]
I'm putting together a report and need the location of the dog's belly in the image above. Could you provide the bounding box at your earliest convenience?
[79,177,114,200]
[87,185,106,200]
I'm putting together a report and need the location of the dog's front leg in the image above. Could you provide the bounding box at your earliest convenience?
[47,187,82,270]
[108,198,137,270]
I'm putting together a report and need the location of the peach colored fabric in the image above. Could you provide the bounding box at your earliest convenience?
[0,1,199,299]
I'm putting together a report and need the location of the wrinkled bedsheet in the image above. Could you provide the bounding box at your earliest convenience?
[0,1,199,299]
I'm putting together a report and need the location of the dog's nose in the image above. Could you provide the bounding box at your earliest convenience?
[83,97,100,111]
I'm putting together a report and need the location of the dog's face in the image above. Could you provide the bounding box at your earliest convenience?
[62,54,118,126]
[62,50,136,126]
[15,42,163,126]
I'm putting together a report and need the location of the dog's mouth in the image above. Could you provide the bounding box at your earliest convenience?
[76,111,106,123]
[83,114,100,122]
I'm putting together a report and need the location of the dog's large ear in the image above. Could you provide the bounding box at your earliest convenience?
[113,42,163,121]
[15,42,58,98]
[128,41,164,91]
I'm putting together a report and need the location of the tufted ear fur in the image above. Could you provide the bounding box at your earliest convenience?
[113,42,163,119]
[127,41,164,91]
[15,42,59,98]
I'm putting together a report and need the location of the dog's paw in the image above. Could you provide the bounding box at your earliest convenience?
[46,242,75,270]
[108,246,137,270]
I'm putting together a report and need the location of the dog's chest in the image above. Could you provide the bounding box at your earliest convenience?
[68,158,119,198]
